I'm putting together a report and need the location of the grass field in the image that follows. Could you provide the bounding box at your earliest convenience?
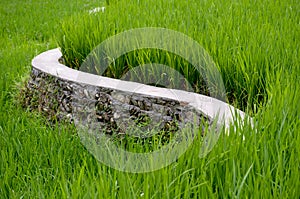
[0,0,299,198]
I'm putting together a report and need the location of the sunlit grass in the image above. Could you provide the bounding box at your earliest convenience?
[57,0,299,111]
[0,0,299,198]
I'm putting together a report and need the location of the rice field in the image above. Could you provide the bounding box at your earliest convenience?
[0,0,299,198]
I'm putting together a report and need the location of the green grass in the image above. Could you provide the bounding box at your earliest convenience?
[0,0,299,198]
[57,0,299,111]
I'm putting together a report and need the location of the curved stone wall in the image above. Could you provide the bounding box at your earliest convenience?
[27,48,248,135]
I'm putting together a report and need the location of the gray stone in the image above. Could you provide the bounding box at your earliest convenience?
[25,48,251,138]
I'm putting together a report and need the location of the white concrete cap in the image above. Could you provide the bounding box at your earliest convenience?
[32,48,251,131]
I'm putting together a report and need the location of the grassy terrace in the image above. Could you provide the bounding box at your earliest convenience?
[0,0,299,198]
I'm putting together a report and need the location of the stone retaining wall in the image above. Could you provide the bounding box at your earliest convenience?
[26,67,211,136]
[24,48,248,137]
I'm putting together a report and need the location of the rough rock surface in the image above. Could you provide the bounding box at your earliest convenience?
[24,67,213,137]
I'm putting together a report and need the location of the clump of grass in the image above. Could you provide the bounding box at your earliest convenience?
[57,0,298,112]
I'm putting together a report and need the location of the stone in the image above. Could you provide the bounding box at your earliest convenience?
[26,48,251,140]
